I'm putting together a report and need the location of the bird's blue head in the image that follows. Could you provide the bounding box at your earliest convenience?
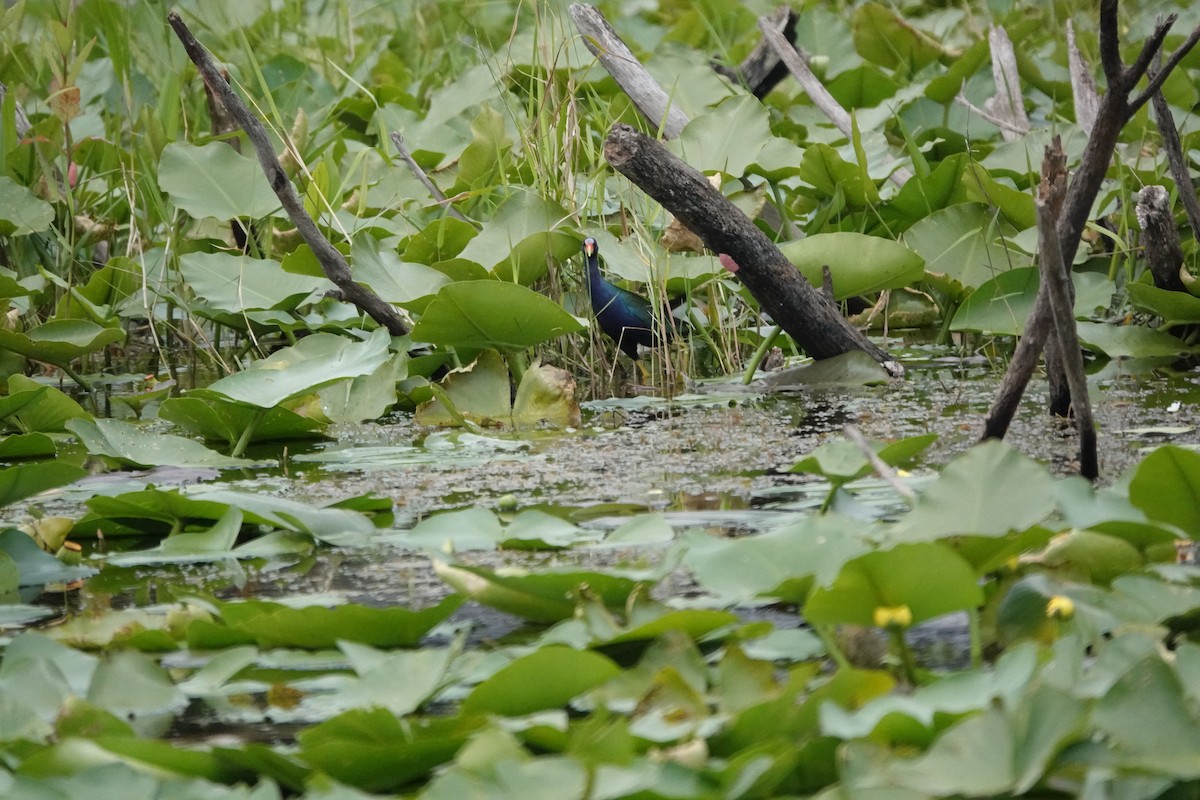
[582,237,598,258]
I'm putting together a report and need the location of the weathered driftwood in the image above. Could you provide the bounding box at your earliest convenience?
[167,12,410,336]
[712,7,797,99]
[1148,61,1200,244]
[1136,185,1187,294]
[1067,21,1099,133]
[759,18,912,187]
[1038,140,1097,479]
[604,124,901,375]
[982,0,1200,439]
[984,25,1030,142]
[569,3,689,139]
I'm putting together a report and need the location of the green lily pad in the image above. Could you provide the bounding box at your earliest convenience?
[1076,321,1198,359]
[0,529,94,586]
[186,594,464,650]
[0,461,87,508]
[5,375,90,432]
[462,646,620,716]
[456,191,577,284]
[65,418,271,469]
[205,328,393,409]
[894,439,1056,541]
[178,252,330,313]
[298,709,475,792]
[434,561,649,622]
[412,282,584,351]
[159,391,327,446]
[0,432,56,459]
[0,320,126,368]
[1127,283,1200,329]
[804,542,984,627]
[779,232,924,299]
[158,141,281,220]
[0,176,54,236]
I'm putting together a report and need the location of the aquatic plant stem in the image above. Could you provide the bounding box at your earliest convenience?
[813,624,851,671]
[741,325,782,384]
[891,629,918,686]
[968,608,983,669]
[231,409,266,459]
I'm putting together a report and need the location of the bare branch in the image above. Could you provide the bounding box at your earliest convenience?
[1037,139,1097,480]
[1098,0,1123,81]
[167,11,410,336]
[1125,14,1178,92]
[986,25,1029,142]
[389,132,470,225]
[1132,22,1200,111]
[758,18,912,186]
[712,6,797,99]
[569,3,689,139]
[1067,21,1099,133]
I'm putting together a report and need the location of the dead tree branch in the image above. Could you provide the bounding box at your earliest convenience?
[1148,61,1200,244]
[604,124,901,376]
[389,131,471,225]
[569,3,689,138]
[712,7,797,99]
[1038,139,1098,479]
[983,1,1200,440]
[759,18,912,187]
[1136,185,1188,293]
[167,11,410,336]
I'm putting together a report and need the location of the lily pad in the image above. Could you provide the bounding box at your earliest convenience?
[0,176,54,236]
[158,141,281,220]
[159,391,327,446]
[804,542,984,627]
[178,252,330,314]
[462,646,620,716]
[187,594,465,651]
[412,282,584,352]
[205,329,393,409]
[0,320,126,368]
[779,232,924,299]
[65,418,271,469]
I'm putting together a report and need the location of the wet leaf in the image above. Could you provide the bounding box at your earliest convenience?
[0,529,93,586]
[462,646,620,716]
[65,418,271,469]
[4,375,89,433]
[805,542,983,627]
[0,320,126,368]
[205,328,393,409]
[187,594,464,650]
[1076,321,1198,359]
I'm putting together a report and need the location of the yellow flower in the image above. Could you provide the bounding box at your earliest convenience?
[873,604,914,630]
[1045,595,1075,620]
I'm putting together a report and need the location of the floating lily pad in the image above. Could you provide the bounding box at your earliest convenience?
[462,646,620,716]
[205,329,393,409]
[0,529,94,587]
[178,252,330,314]
[186,594,465,650]
[65,418,271,469]
[159,391,327,446]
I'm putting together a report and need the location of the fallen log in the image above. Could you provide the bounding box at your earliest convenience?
[603,124,901,376]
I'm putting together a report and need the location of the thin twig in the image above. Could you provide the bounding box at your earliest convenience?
[843,424,917,504]
[389,131,471,224]
[1148,65,1200,243]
